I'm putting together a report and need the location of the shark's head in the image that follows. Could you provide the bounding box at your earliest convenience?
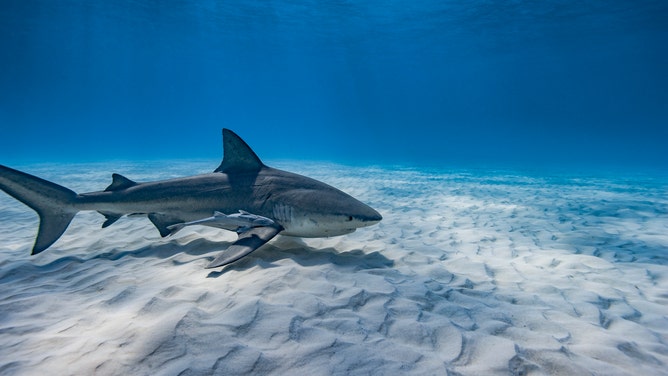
[217,128,382,238]
[271,184,383,237]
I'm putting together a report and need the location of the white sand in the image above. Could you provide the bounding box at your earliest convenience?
[0,161,666,375]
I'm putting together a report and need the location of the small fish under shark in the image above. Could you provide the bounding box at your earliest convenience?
[0,129,382,269]
[167,210,276,235]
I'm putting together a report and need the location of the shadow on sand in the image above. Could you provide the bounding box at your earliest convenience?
[206,237,394,278]
[20,236,394,279]
[89,237,233,263]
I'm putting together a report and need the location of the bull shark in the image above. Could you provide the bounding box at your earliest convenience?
[0,129,382,268]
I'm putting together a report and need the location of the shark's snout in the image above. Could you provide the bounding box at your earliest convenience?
[372,209,383,222]
[366,209,383,223]
[353,204,383,228]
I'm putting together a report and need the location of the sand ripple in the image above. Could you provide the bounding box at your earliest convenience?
[1,162,667,375]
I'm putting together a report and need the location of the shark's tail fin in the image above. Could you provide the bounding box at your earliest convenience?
[0,165,78,254]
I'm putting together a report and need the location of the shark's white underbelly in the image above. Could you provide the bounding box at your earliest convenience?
[272,203,356,238]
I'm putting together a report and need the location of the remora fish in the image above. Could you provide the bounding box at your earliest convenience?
[0,129,382,268]
[167,210,276,235]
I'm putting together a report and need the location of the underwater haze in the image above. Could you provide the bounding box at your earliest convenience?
[1,0,667,170]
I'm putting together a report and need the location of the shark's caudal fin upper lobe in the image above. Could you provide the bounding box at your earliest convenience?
[0,165,78,254]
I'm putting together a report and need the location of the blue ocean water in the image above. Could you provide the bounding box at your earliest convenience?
[0,0,666,171]
[1,3,668,373]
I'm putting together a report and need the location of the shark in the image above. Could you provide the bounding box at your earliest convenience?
[0,129,382,268]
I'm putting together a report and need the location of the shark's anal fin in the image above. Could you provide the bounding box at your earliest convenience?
[99,211,122,228]
[105,174,138,192]
[148,213,183,237]
[206,225,283,269]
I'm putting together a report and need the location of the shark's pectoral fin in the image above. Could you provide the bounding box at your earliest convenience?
[148,213,183,237]
[206,225,283,269]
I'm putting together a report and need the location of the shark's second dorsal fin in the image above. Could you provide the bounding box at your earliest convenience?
[105,173,138,192]
[214,129,264,173]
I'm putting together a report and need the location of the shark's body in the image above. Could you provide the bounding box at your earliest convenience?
[0,129,382,268]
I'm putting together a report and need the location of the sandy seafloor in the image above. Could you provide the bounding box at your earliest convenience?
[0,161,666,376]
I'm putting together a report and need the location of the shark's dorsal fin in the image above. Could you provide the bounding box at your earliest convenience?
[214,129,264,173]
[105,174,138,192]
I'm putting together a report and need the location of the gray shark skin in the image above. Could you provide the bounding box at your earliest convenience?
[0,129,382,268]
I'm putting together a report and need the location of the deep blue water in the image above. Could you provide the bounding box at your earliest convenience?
[1,0,666,171]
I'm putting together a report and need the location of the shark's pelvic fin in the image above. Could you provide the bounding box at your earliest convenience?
[105,174,138,192]
[214,129,265,173]
[148,213,182,237]
[206,225,283,268]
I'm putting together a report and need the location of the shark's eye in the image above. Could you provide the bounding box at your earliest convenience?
[347,216,353,221]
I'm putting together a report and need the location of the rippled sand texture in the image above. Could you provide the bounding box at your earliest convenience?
[1,162,667,375]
